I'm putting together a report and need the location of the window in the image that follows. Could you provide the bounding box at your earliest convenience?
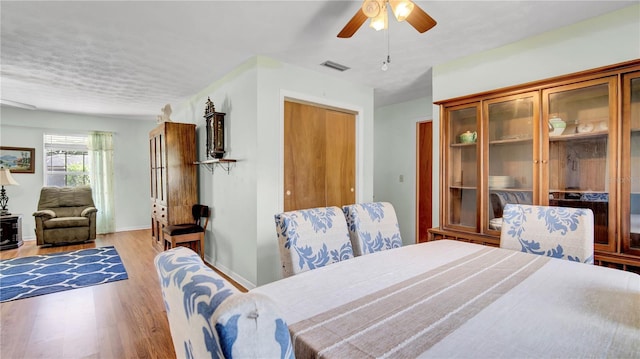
[44,134,90,187]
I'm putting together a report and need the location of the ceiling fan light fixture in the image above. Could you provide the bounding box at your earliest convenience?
[362,0,382,18]
[369,4,388,31]
[337,0,435,38]
[389,0,414,22]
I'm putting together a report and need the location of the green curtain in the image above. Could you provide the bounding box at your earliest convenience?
[88,131,115,234]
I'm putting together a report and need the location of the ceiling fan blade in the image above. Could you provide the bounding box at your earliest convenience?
[337,8,368,38]
[405,2,437,33]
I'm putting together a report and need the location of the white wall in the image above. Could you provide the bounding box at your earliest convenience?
[430,4,640,227]
[374,97,432,245]
[174,56,374,287]
[0,106,155,238]
[256,56,374,285]
[172,58,259,289]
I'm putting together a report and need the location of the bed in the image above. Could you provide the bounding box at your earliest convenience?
[252,240,640,358]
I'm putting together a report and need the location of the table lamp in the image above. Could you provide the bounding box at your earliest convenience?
[0,168,19,215]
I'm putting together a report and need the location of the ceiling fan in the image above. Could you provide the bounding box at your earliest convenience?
[337,0,437,38]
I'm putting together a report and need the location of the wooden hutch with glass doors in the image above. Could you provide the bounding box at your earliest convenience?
[149,122,197,252]
[429,60,640,273]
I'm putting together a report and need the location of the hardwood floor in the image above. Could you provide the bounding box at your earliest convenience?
[0,229,242,359]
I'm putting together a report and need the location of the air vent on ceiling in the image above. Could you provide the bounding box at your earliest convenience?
[320,60,350,72]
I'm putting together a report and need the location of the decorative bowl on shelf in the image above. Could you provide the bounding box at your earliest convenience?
[549,117,566,136]
[577,123,594,133]
[597,120,608,131]
[459,131,477,144]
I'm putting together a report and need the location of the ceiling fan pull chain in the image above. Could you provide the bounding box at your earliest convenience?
[382,23,391,71]
[387,23,391,65]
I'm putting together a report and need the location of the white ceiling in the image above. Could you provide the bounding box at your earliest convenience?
[0,1,636,120]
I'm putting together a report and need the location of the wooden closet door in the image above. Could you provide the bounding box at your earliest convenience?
[284,101,356,211]
[325,109,355,207]
[416,121,433,243]
[284,101,327,211]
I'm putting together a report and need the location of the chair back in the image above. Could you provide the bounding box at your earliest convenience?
[192,204,210,229]
[37,186,95,217]
[490,190,533,219]
[500,204,594,264]
[274,206,354,278]
[155,247,294,359]
[155,246,239,358]
[342,202,403,256]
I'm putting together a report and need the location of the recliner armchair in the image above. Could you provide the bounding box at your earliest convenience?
[33,186,98,245]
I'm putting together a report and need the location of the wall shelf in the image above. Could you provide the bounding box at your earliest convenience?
[194,159,237,174]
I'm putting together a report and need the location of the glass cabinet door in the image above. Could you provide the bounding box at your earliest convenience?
[483,93,538,234]
[622,71,640,256]
[443,103,480,230]
[542,77,617,251]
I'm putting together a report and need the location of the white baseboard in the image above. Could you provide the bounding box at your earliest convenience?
[114,225,151,232]
[205,258,256,290]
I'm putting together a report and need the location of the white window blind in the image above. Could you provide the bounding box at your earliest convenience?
[44,134,88,151]
[43,133,90,187]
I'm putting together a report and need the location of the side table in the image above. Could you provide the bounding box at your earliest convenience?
[1,214,23,250]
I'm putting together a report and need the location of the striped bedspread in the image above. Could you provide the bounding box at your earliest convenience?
[253,240,640,358]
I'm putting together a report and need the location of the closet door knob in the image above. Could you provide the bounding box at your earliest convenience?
[286,190,291,196]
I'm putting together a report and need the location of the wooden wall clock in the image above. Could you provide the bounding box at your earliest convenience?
[204,97,226,159]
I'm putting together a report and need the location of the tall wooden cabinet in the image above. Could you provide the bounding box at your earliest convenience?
[430,60,640,272]
[149,122,197,252]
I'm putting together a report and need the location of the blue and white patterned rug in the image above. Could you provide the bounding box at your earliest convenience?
[0,246,128,302]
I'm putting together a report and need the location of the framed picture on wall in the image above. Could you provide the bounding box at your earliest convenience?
[0,146,35,173]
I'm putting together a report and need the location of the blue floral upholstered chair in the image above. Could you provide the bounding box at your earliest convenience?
[500,204,594,264]
[274,206,354,278]
[342,202,403,256]
[155,247,294,359]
